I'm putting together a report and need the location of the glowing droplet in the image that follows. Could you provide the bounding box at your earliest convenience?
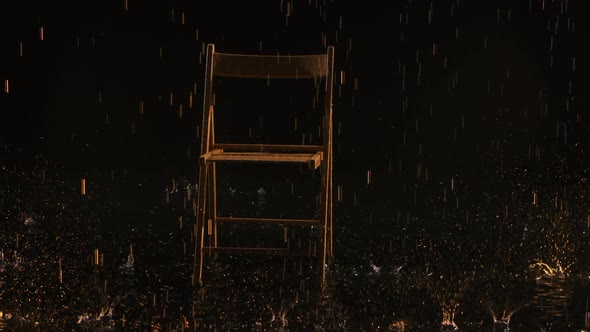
[59,257,63,283]
[81,178,86,195]
[572,57,576,72]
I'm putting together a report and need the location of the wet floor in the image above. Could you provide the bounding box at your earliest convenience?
[2,164,590,331]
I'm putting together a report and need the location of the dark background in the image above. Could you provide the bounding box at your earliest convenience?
[0,0,583,189]
[0,2,587,330]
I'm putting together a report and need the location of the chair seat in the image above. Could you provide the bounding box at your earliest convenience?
[201,150,322,169]
[201,246,310,256]
[215,216,320,225]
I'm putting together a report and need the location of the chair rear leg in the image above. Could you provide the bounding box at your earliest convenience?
[196,163,209,284]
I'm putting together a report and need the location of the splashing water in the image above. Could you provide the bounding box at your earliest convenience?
[441,305,459,331]
[488,305,524,331]
[530,261,571,279]
[121,244,134,274]
[256,187,266,212]
[76,302,116,331]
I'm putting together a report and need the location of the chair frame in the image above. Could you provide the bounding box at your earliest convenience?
[193,44,334,284]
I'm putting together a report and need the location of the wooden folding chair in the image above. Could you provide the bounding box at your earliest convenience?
[193,44,334,285]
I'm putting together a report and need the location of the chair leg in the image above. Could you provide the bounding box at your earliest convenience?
[196,162,209,284]
[209,162,218,250]
[328,150,334,259]
[319,165,329,284]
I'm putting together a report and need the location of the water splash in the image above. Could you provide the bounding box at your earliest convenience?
[529,261,571,279]
[120,244,134,274]
[270,300,291,330]
[389,319,407,331]
[440,305,460,331]
[256,187,266,212]
[76,302,116,331]
[487,304,524,331]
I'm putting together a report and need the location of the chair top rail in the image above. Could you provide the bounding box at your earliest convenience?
[213,52,329,79]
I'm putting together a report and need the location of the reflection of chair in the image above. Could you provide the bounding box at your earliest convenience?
[193,44,334,284]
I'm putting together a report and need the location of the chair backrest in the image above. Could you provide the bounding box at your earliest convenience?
[212,51,330,79]
[200,44,334,154]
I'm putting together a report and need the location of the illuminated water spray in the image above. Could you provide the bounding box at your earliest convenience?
[486,302,525,331]
[415,266,469,331]
[528,211,577,279]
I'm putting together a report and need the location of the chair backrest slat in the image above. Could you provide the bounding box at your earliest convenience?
[213,52,328,79]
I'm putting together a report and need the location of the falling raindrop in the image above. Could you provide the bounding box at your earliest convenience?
[572,57,576,72]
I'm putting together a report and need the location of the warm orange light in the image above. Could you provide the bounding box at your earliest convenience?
[81,178,86,195]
